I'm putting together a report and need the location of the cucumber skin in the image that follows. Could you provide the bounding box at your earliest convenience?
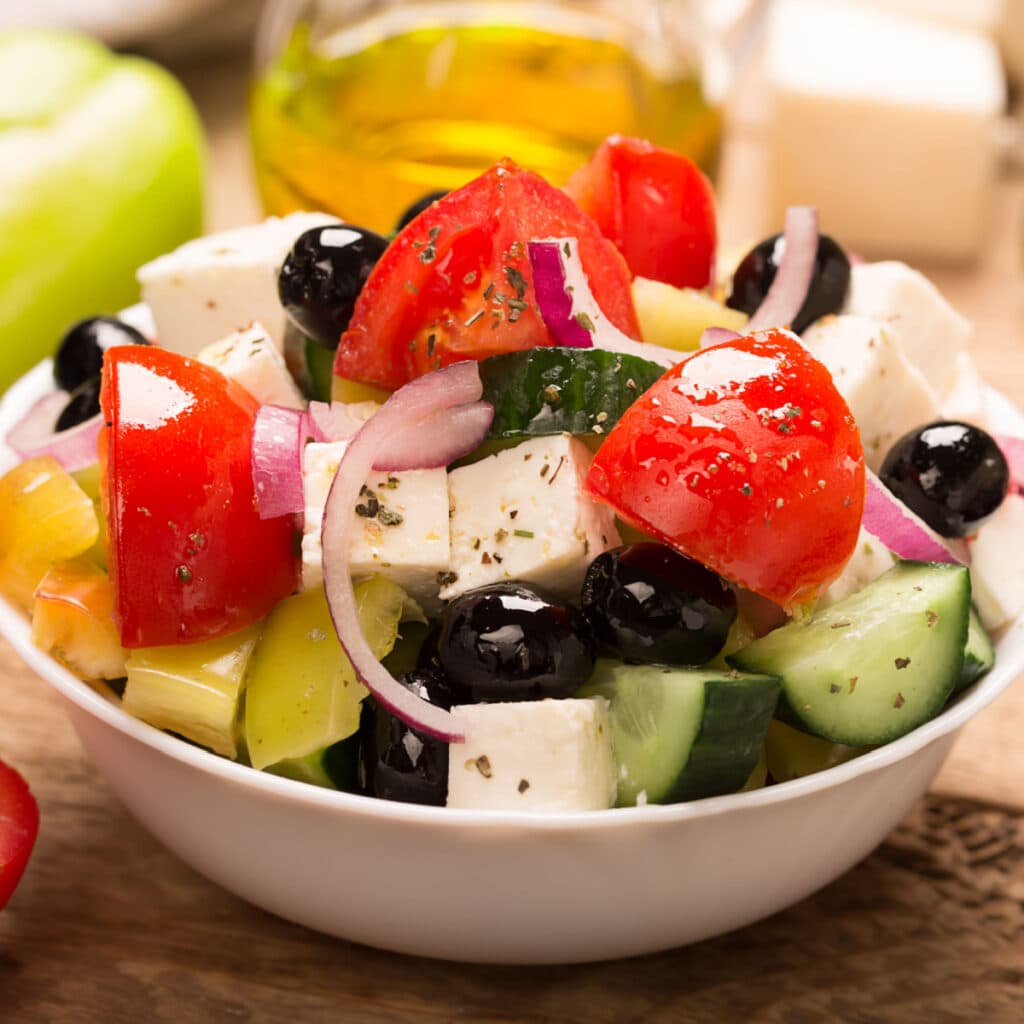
[956,605,995,694]
[478,347,665,440]
[667,674,781,803]
[580,664,780,806]
[730,562,970,747]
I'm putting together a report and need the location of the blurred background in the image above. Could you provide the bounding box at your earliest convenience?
[1,0,1022,388]
[3,0,1021,243]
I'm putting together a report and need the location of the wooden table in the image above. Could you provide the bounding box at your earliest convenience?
[3,52,1024,1023]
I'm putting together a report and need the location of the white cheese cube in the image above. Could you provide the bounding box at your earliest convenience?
[763,0,1004,261]
[801,315,941,471]
[967,493,1024,631]
[197,323,305,410]
[116,302,157,341]
[843,261,972,398]
[301,441,450,611]
[444,434,621,602]
[938,351,989,429]
[137,212,339,357]
[818,528,896,609]
[447,698,616,812]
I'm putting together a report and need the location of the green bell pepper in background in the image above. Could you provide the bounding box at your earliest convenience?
[0,30,205,391]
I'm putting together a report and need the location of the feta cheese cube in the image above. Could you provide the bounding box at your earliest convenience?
[801,315,941,471]
[447,698,617,812]
[938,351,989,429]
[818,528,896,608]
[301,441,450,611]
[197,323,305,409]
[137,212,339,356]
[763,0,1004,260]
[968,493,1024,631]
[444,434,621,602]
[843,261,973,398]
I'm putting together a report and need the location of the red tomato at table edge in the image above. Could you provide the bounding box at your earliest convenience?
[334,158,641,392]
[100,346,298,648]
[0,758,39,910]
[566,134,717,291]
[585,328,865,610]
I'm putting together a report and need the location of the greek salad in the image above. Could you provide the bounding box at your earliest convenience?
[2,135,1023,814]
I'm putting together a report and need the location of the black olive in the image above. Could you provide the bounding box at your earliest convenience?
[416,626,443,674]
[53,316,148,393]
[357,669,456,805]
[395,190,448,233]
[278,224,389,349]
[726,233,850,334]
[55,375,102,431]
[879,421,1009,538]
[438,583,595,702]
[581,544,737,665]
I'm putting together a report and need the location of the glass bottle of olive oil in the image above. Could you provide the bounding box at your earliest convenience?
[250,1,723,233]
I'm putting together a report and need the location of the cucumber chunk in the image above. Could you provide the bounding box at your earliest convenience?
[956,605,995,693]
[479,347,665,441]
[304,336,335,403]
[578,660,780,806]
[729,562,970,746]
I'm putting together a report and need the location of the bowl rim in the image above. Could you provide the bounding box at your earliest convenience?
[2,359,1023,833]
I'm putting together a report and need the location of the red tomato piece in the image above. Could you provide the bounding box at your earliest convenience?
[334,159,640,392]
[101,346,298,648]
[585,329,865,610]
[565,134,717,291]
[0,758,39,909]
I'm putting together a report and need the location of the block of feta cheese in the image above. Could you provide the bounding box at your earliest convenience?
[967,493,1024,631]
[196,322,305,409]
[137,212,339,357]
[301,440,450,611]
[801,315,941,471]
[446,698,617,812]
[443,434,621,602]
[939,351,990,429]
[818,528,897,609]
[843,261,973,399]
[763,0,1005,260]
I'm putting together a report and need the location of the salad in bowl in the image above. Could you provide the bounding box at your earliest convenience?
[2,135,1022,961]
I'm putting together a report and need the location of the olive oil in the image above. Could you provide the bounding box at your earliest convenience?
[250,14,721,233]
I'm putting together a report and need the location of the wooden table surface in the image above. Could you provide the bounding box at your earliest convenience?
[3,52,1024,1023]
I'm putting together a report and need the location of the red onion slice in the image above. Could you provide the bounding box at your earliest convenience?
[863,470,965,565]
[5,390,101,472]
[528,239,594,349]
[996,434,1024,495]
[322,362,488,742]
[528,238,683,369]
[372,400,493,471]
[746,206,819,333]
[699,326,741,349]
[252,405,311,519]
[307,400,384,443]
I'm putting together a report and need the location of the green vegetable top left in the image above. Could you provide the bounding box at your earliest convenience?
[0,29,205,391]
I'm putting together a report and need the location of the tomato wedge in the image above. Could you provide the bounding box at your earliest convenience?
[0,758,39,909]
[334,159,640,392]
[101,346,298,648]
[566,135,717,290]
[585,329,865,610]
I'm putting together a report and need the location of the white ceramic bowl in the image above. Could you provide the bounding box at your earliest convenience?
[2,363,1022,965]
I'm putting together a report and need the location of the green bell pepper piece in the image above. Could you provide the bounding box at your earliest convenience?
[0,30,205,391]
